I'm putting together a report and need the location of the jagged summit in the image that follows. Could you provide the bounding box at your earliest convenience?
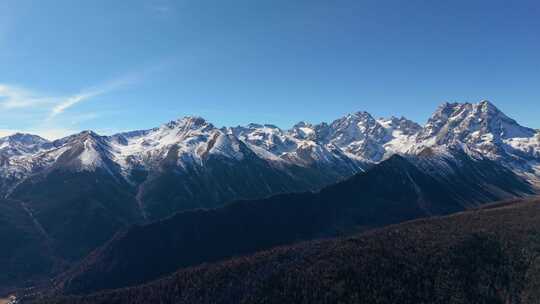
[477,99,505,114]
[66,130,101,140]
[292,121,312,128]
[0,100,538,187]
[420,100,534,142]
[162,116,214,131]
[52,130,105,148]
[378,116,422,135]
[0,133,51,156]
[1,132,49,144]
[290,121,316,140]
[417,101,537,156]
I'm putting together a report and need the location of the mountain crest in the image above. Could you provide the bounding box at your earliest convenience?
[1,132,49,144]
[0,100,538,190]
[164,116,214,132]
[419,100,535,144]
[478,99,503,112]
[378,116,422,135]
[0,133,51,156]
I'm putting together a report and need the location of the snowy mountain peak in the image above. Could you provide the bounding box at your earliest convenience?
[164,116,214,131]
[412,101,540,181]
[292,121,311,128]
[42,130,116,172]
[479,99,498,111]
[0,100,538,190]
[335,111,378,128]
[0,133,51,156]
[290,121,316,140]
[1,133,49,145]
[229,123,293,155]
[54,130,104,148]
[325,111,387,145]
[377,116,422,136]
[77,130,101,139]
[419,101,535,146]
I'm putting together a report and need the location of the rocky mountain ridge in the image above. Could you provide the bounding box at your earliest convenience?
[1,100,538,193]
[2,100,538,295]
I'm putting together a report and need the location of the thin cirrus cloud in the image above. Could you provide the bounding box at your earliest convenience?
[0,84,94,139]
[0,76,134,116]
[0,58,167,139]
[46,60,169,121]
[0,84,55,109]
[48,75,137,120]
[0,73,138,139]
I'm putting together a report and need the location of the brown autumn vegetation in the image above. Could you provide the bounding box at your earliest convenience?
[37,197,540,304]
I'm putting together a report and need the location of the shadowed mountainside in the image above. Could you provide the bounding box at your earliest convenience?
[38,197,540,304]
[52,152,534,295]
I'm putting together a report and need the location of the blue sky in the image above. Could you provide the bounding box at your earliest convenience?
[0,0,539,139]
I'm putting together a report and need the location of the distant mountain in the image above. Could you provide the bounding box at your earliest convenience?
[1,100,539,291]
[414,101,540,182]
[0,117,364,290]
[120,117,360,220]
[5,116,366,221]
[1,100,538,205]
[2,101,538,197]
[52,151,534,295]
[418,101,536,146]
[0,133,52,194]
[0,133,51,156]
[38,197,540,304]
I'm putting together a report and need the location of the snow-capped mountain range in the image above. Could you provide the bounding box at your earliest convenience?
[1,100,539,192]
[2,100,539,291]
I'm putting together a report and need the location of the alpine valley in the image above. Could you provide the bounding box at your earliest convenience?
[2,100,540,300]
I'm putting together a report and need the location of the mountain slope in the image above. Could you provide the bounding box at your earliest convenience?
[129,129,357,220]
[1,100,540,294]
[39,197,540,304]
[53,151,534,295]
[1,100,538,193]
[7,131,141,261]
[0,117,362,261]
[1,100,538,218]
[0,118,365,291]
[0,199,56,294]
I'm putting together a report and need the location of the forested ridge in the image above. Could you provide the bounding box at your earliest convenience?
[37,198,540,304]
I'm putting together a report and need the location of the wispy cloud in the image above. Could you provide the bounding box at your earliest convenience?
[0,74,138,139]
[0,84,55,109]
[0,74,136,122]
[49,91,100,118]
[48,75,137,119]
[0,60,166,139]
